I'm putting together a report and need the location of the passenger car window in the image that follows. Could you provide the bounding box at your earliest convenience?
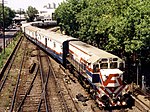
[54,42,56,47]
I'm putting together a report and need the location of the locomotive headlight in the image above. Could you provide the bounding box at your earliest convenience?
[117,101,121,105]
[112,94,116,101]
[112,93,115,97]
[118,95,121,99]
[122,101,126,105]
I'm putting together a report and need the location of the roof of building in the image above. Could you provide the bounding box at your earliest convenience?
[13,14,26,20]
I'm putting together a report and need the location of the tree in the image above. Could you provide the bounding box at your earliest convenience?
[106,0,150,54]
[55,0,150,61]
[55,0,88,37]
[26,6,38,22]
[0,5,15,28]
[76,0,112,46]
[55,0,150,84]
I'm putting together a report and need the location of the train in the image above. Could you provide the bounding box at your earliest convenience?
[21,21,134,110]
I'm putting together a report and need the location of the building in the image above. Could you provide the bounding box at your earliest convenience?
[36,3,58,21]
[13,14,26,24]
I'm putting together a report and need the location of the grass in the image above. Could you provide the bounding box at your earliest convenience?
[0,31,22,68]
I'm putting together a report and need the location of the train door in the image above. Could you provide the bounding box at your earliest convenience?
[45,38,47,48]
[35,31,37,42]
[63,41,69,67]
[93,64,100,83]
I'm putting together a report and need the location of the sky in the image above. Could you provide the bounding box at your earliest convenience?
[4,0,64,11]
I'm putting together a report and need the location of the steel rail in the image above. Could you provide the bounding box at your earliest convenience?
[0,36,23,92]
[37,49,49,112]
[0,35,23,80]
[37,49,79,112]
[16,65,39,112]
[62,73,81,112]
[48,58,71,112]
[38,70,50,112]
[133,88,150,111]
[9,39,27,112]
[43,56,51,111]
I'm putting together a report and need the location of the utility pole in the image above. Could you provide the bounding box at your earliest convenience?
[2,0,5,53]
[20,8,21,24]
[137,60,139,86]
[136,59,141,87]
[142,75,146,92]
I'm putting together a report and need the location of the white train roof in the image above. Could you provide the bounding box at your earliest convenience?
[38,29,77,43]
[70,41,123,63]
[26,25,42,32]
[22,22,123,64]
[22,21,56,26]
[22,24,77,43]
[21,23,42,32]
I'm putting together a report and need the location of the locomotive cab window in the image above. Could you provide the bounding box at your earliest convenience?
[100,63,108,69]
[113,58,118,61]
[101,58,108,62]
[93,64,99,73]
[110,62,117,69]
[119,62,124,70]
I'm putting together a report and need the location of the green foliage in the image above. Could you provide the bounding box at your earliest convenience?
[76,0,113,46]
[0,5,15,28]
[0,32,21,68]
[55,0,150,61]
[26,6,38,22]
[55,0,88,37]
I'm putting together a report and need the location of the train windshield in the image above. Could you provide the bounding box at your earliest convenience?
[100,58,108,69]
[100,63,108,69]
[110,62,117,69]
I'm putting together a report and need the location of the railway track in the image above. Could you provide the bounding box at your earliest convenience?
[0,36,23,92]
[0,33,82,111]
[14,47,43,112]
[0,36,42,111]
[132,88,150,111]
[38,49,80,112]
[15,64,42,112]
[16,66,39,112]
[9,36,28,112]
[1,31,137,112]
[0,36,25,111]
[37,49,50,112]
[8,42,82,111]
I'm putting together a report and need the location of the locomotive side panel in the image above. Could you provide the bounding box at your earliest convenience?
[68,43,96,83]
